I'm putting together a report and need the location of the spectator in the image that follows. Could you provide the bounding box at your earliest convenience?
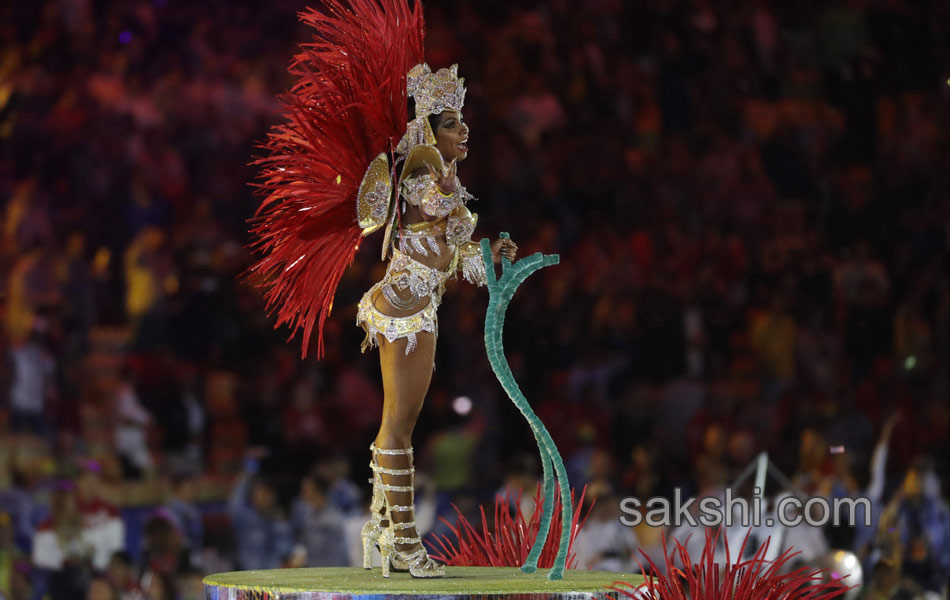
[123,229,169,331]
[314,458,362,518]
[112,367,153,479]
[0,461,44,553]
[877,457,950,594]
[853,413,900,566]
[103,551,144,600]
[571,485,639,572]
[767,492,830,565]
[140,570,175,600]
[749,291,797,393]
[139,515,190,590]
[160,474,203,566]
[74,464,126,572]
[290,474,348,567]
[495,454,541,524]
[32,484,94,600]
[5,330,56,436]
[227,454,293,571]
[0,510,32,600]
[507,74,567,150]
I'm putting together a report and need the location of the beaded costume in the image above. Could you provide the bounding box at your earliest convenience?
[248,0,493,579]
[353,61,485,354]
[357,167,486,354]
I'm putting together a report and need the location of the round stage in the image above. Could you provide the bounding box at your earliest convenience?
[203,566,645,599]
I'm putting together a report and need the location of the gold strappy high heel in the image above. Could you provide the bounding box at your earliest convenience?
[371,445,445,578]
[361,443,408,571]
[361,443,384,569]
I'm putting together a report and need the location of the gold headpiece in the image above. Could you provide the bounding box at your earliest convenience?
[407,63,466,119]
[395,63,466,156]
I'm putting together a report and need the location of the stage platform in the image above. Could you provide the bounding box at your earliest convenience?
[204,566,645,599]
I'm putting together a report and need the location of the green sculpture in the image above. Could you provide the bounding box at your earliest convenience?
[479,234,572,580]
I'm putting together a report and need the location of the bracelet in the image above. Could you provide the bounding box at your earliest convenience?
[460,242,487,287]
[421,182,459,218]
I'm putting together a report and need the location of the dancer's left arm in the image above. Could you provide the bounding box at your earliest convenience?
[424,160,518,279]
[458,235,516,286]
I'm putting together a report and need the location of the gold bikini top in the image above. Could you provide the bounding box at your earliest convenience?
[396,174,478,257]
[400,173,475,218]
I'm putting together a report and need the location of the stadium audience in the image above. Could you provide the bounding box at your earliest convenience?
[0,0,947,597]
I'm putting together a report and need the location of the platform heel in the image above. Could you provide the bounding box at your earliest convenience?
[372,445,445,578]
[361,443,409,572]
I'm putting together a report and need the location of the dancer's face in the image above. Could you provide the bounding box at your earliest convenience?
[433,109,469,163]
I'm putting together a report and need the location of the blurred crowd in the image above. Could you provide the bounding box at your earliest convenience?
[1,0,948,599]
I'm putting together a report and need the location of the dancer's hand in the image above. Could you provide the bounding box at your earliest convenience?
[426,158,457,194]
[491,237,518,263]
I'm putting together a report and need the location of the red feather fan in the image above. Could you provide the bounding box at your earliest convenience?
[245,0,425,358]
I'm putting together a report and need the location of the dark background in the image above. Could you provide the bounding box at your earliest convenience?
[0,0,948,598]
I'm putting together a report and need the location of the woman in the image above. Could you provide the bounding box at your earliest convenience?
[32,486,93,599]
[247,1,515,579]
[355,64,517,578]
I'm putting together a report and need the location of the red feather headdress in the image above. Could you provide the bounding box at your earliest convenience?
[245,0,425,359]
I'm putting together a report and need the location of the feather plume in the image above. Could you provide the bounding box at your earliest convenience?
[245,0,425,358]
[608,528,852,600]
[429,483,592,569]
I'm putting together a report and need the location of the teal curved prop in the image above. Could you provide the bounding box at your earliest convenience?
[479,234,572,580]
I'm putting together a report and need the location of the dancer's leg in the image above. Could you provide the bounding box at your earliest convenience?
[375,331,435,448]
[374,330,436,553]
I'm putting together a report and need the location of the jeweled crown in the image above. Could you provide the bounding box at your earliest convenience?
[407,63,466,119]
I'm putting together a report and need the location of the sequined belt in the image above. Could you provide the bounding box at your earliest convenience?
[385,248,453,303]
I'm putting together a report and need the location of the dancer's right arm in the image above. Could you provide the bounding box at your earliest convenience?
[228,454,259,519]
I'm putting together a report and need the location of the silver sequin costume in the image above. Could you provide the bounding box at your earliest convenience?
[357,173,486,354]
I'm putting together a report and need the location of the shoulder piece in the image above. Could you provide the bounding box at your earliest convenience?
[400,174,433,207]
[382,144,446,258]
[398,144,444,186]
[357,153,393,236]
